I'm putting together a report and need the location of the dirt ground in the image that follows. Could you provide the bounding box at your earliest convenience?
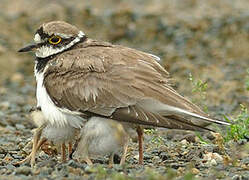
[0,0,249,179]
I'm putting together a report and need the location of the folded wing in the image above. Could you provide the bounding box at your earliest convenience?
[44,41,229,131]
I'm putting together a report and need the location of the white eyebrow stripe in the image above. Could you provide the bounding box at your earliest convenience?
[54,31,85,39]
[34,34,41,43]
[54,33,73,39]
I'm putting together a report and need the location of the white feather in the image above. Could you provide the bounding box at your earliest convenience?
[30,109,77,144]
[35,69,85,128]
[34,34,41,43]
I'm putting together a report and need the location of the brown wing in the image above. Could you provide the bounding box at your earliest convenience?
[44,40,227,130]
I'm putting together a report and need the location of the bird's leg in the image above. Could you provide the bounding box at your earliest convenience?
[68,142,73,159]
[69,138,80,160]
[136,126,144,165]
[108,153,114,168]
[84,157,93,166]
[14,124,46,166]
[30,137,47,167]
[61,143,66,163]
[120,138,129,165]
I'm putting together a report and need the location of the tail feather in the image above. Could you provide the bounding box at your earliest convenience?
[162,106,230,126]
[139,99,230,126]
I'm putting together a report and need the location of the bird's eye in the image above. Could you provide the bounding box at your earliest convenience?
[48,36,62,45]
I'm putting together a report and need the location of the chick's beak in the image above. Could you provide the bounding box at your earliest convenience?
[18,43,38,52]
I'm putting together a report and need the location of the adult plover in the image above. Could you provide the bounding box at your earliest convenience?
[18,21,230,165]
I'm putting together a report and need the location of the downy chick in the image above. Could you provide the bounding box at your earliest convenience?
[74,117,130,167]
[17,107,77,167]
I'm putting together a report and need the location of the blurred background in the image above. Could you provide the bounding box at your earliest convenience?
[0,0,249,118]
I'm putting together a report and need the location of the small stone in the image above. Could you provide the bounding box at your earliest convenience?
[241,157,249,164]
[206,132,215,140]
[6,164,15,170]
[232,174,242,180]
[0,101,10,110]
[85,166,96,173]
[134,154,139,160]
[213,153,223,162]
[210,159,217,166]
[6,125,16,131]
[15,124,25,130]
[39,167,53,176]
[0,87,7,95]
[68,167,82,176]
[3,154,14,162]
[0,44,6,54]
[191,168,200,175]
[180,139,188,145]
[238,139,247,145]
[177,167,185,175]
[182,134,198,143]
[15,166,31,176]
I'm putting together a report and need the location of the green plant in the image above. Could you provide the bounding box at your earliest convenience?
[245,68,249,91]
[111,172,132,180]
[188,73,208,112]
[144,129,164,147]
[224,104,249,142]
[183,172,196,180]
[95,165,108,180]
[195,132,209,144]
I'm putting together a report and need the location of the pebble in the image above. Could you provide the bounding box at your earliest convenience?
[0,101,10,110]
[242,157,249,165]
[210,159,217,166]
[238,139,248,145]
[180,139,188,145]
[191,168,200,175]
[15,166,31,176]
[6,164,16,170]
[15,124,26,130]
[232,174,243,180]
[66,159,86,169]
[206,132,216,141]
[203,152,223,162]
[85,166,97,174]
[39,167,53,176]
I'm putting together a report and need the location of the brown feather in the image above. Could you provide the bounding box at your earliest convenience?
[44,39,222,130]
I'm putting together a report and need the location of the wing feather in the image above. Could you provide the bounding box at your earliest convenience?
[44,41,228,130]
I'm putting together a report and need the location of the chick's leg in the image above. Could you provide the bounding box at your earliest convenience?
[120,137,129,165]
[136,126,144,165]
[30,137,47,167]
[85,157,93,166]
[15,125,46,166]
[108,153,114,168]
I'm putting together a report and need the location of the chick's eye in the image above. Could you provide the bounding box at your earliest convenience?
[48,36,61,45]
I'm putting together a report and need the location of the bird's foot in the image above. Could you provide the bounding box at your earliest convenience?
[85,157,93,166]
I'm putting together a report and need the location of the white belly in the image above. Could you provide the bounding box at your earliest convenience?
[35,70,85,128]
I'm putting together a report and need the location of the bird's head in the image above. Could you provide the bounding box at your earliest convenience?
[18,21,86,58]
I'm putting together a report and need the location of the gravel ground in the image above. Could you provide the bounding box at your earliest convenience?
[0,0,249,179]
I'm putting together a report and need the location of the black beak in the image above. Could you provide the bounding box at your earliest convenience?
[18,44,37,52]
